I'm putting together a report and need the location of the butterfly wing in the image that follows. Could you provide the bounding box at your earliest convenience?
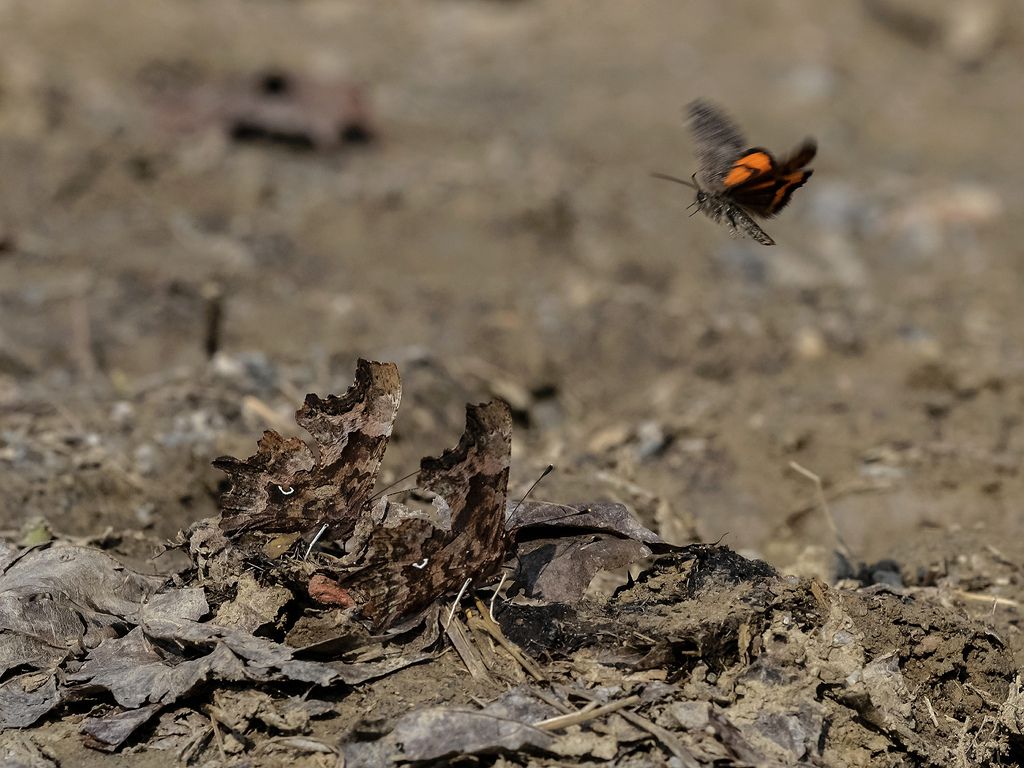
[216,359,401,538]
[687,100,747,191]
[336,400,513,630]
[721,148,777,188]
[417,399,512,564]
[294,360,402,524]
[734,171,814,218]
[781,139,817,172]
[727,139,817,218]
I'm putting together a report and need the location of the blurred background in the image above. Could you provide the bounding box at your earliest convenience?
[1,0,1021,572]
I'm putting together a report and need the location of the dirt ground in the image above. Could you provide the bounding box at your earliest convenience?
[3,2,1024,766]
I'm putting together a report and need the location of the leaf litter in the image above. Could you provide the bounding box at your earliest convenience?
[3,359,1024,766]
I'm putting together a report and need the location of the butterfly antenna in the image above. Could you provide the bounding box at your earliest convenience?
[368,468,421,502]
[510,464,555,518]
[650,171,698,190]
[502,464,555,587]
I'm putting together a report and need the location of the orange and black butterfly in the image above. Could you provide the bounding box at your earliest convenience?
[653,100,816,246]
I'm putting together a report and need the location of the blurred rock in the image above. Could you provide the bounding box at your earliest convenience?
[946,0,1005,68]
[210,351,279,391]
[109,400,135,427]
[148,68,375,152]
[588,424,631,454]
[883,184,1002,252]
[634,420,669,460]
[132,443,158,477]
[794,327,826,360]
[864,0,1007,68]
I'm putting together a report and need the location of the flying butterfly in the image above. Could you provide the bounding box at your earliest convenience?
[653,99,817,246]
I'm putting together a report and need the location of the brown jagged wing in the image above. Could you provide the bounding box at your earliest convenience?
[215,359,401,538]
[335,400,513,630]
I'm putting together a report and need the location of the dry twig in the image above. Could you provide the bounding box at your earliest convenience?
[789,461,853,561]
[533,696,639,731]
[468,600,545,681]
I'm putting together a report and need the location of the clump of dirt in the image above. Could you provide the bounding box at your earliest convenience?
[6,528,1023,766]
[604,548,1023,766]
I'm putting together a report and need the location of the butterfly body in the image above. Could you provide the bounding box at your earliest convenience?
[655,100,816,246]
[691,176,777,246]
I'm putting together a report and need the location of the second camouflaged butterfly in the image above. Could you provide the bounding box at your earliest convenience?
[653,100,817,246]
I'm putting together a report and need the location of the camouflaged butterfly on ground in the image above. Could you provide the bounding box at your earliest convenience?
[214,359,401,553]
